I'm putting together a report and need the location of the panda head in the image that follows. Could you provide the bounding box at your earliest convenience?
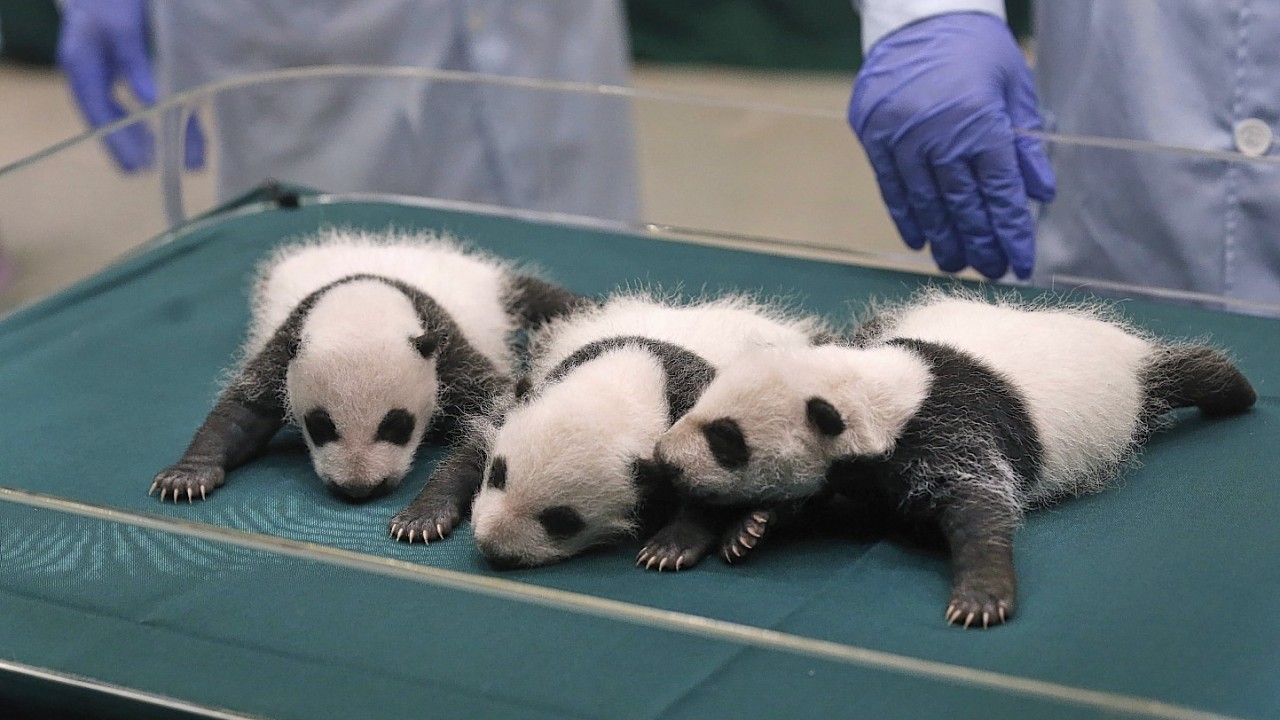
[653,345,930,505]
[470,356,669,568]
[287,283,443,500]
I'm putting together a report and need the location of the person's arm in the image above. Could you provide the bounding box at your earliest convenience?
[853,0,1006,51]
[849,1,1055,280]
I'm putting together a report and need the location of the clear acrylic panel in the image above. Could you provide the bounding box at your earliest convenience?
[1,67,1277,720]
[3,67,1279,317]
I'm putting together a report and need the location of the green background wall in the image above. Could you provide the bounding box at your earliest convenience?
[2,1,1034,70]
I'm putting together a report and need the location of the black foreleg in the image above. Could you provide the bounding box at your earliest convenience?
[390,432,489,543]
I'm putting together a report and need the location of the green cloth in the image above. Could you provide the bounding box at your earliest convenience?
[627,0,1035,72]
[1,198,1276,719]
[0,0,58,65]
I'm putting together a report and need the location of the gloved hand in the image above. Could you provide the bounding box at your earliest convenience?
[57,0,204,173]
[849,12,1055,280]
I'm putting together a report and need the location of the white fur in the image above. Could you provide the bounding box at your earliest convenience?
[657,343,933,504]
[526,293,826,385]
[287,282,438,492]
[470,293,824,566]
[246,228,521,495]
[657,290,1163,509]
[249,228,517,373]
[859,291,1154,503]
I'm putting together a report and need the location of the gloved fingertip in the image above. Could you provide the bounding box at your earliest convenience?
[975,261,1009,280]
[887,210,927,251]
[1017,137,1058,203]
[184,116,207,171]
[936,256,968,274]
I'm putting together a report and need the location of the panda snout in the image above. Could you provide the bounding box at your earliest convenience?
[324,476,397,502]
[482,551,528,571]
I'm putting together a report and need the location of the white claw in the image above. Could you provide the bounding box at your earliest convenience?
[659,558,669,572]
[999,607,1007,624]
[646,557,658,570]
[741,534,757,549]
[396,528,404,541]
[983,612,990,629]
[199,485,207,501]
[436,523,444,540]
[148,481,158,496]
[751,512,769,524]
[408,529,417,544]
[160,488,168,502]
[730,544,743,558]
[389,525,397,537]
[745,526,763,539]
[946,606,958,625]
[723,549,735,564]
[964,612,975,629]
[675,557,684,572]
[186,487,194,504]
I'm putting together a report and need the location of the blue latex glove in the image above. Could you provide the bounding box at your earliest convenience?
[849,12,1055,280]
[57,0,204,173]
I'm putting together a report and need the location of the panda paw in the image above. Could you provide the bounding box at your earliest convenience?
[636,525,717,572]
[945,588,1015,629]
[388,502,462,545]
[149,462,225,503]
[720,510,773,564]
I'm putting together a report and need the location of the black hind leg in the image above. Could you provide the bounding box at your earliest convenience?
[1144,346,1256,417]
[936,492,1019,629]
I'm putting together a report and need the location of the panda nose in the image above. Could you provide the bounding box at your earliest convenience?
[325,477,395,502]
[483,552,527,571]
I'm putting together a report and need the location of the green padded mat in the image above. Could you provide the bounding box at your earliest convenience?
[0,197,1276,720]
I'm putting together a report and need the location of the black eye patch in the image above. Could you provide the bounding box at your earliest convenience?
[805,397,845,437]
[703,417,749,469]
[303,408,339,446]
[538,505,585,540]
[375,409,416,445]
[487,456,508,490]
[631,457,681,489]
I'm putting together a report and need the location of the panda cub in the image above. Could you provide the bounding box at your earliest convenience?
[389,293,826,567]
[151,229,582,503]
[653,289,1257,628]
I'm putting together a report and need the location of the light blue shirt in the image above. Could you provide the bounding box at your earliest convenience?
[855,0,1280,310]
[1034,1,1280,309]
[152,0,638,221]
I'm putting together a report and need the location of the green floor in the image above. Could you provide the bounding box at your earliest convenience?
[1,197,1275,719]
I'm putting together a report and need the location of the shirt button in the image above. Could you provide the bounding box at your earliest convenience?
[1233,118,1273,157]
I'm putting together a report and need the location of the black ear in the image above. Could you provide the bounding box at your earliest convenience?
[514,375,534,400]
[411,331,441,359]
[487,456,508,490]
[806,397,844,437]
[286,334,303,361]
[703,417,750,469]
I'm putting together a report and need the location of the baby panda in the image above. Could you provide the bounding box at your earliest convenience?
[653,289,1257,628]
[388,292,827,567]
[151,228,583,503]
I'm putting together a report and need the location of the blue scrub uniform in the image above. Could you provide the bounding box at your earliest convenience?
[152,0,638,221]
[856,0,1280,309]
[1034,1,1280,308]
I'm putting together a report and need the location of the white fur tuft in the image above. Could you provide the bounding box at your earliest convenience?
[471,292,826,565]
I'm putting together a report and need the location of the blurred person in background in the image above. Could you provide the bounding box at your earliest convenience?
[56,0,637,220]
[849,1,1280,312]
